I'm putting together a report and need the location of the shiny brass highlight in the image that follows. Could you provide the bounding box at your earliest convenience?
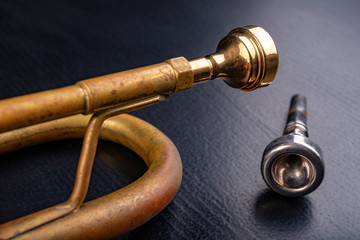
[0,26,278,239]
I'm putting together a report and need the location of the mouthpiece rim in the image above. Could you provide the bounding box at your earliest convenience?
[261,134,324,197]
[239,25,279,91]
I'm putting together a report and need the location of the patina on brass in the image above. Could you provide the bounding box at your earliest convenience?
[0,26,278,239]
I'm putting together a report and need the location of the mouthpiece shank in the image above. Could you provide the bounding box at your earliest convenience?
[0,26,278,133]
[283,94,308,136]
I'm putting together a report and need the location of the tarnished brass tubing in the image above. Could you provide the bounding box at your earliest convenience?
[0,114,182,240]
[0,25,278,133]
[0,26,278,239]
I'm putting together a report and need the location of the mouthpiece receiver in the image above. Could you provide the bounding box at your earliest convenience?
[261,95,324,197]
[189,25,278,91]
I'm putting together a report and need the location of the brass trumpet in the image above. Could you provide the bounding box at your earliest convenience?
[0,26,278,240]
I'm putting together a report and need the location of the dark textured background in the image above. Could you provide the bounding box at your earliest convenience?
[0,0,359,239]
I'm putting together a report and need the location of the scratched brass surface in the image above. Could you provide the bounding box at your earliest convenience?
[0,114,182,239]
[0,25,278,239]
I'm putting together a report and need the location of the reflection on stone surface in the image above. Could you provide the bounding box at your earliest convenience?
[255,190,312,232]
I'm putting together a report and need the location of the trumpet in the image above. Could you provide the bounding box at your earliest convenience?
[0,26,278,240]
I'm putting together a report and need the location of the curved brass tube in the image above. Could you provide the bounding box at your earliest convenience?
[0,26,278,239]
[0,113,182,239]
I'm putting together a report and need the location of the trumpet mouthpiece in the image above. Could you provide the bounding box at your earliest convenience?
[261,95,324,197]
[189,25,279,91]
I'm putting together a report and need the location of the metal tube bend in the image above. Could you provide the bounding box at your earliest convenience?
[0,114,182,240]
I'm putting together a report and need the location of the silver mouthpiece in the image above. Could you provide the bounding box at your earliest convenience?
[261,95,324,197]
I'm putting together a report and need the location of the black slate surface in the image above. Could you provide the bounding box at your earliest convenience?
[1,0,360,239]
